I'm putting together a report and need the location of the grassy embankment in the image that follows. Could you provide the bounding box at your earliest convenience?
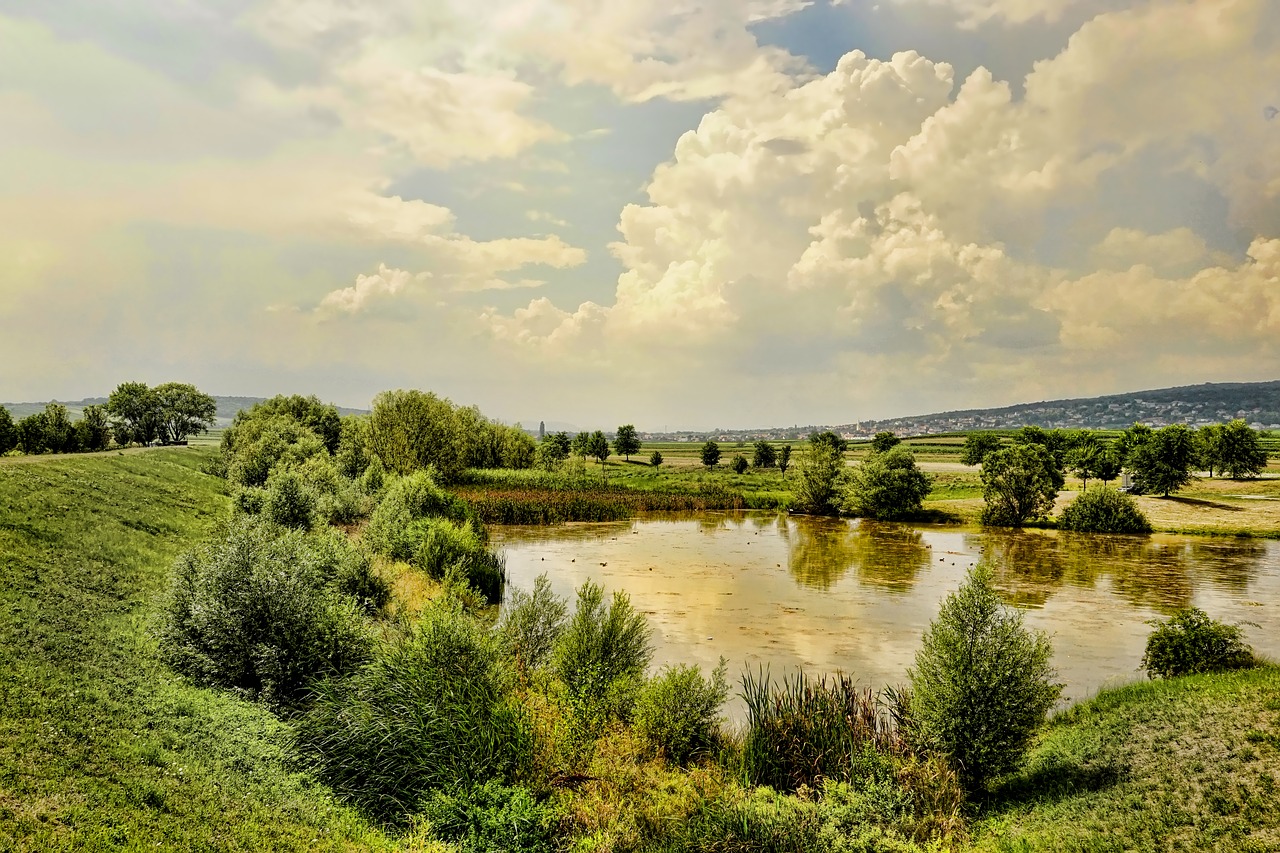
[973,666,1280,852]
[0,448,403,852]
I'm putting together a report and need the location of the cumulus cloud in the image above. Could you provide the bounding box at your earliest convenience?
[317,264,418,315]
[488,0,1280,418]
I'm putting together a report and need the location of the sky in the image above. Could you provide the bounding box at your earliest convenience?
[2,0,1279,430]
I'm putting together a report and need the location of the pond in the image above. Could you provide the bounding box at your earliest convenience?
[491,513,1280,717]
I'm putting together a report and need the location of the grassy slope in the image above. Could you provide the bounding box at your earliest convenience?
[0,449,399,852]
[973,667,1280,852]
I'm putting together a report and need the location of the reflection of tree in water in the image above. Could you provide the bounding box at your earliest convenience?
[971,531,1065,608]
[780,517,931,592]
[974,533,1270,614]
[1188,539,1266,595]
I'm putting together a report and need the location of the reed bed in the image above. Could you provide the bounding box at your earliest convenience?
[452,483,747,524]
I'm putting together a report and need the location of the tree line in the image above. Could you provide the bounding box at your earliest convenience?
[0,381,217,456]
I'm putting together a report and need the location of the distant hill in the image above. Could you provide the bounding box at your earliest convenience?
[643,380,1280,441]
[1,396,368,427]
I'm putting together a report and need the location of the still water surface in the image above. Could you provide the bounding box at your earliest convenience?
[491,513,1280,715]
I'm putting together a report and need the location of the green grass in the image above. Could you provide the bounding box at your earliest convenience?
[0,449,401,852]
[972,666,1280,852]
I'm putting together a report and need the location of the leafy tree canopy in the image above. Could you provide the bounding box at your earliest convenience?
[980,444,1059,527]
[843,446,933,520]
[869,431,901,454]
[959,432,1002,466]
[614,424,641,460]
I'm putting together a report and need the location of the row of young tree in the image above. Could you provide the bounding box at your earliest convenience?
[0,381,217,456]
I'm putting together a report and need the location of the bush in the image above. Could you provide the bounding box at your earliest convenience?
[732,454,750,474]
[417,781,560,853]
[1058,486,1151,533]
[263,469,317,530]
[794,439,846,515]
[497,574,568,673]
[159,519,375,708]
[909,564,1061,791]
[844,448,933,521]
[650,450,663,467]
[552,581,652,723]
[364,470,475,560]
[742,670,902,793]
[412,517,507,604]
[293,604,532,822]
[1140,607,1255,679]
[634,659,730,765]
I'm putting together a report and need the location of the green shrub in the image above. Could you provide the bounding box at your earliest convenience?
[417,781,560,853]
[411,517,506,604]
[552,581,652,724]
[843,448,933,521]
[634,659,730,765]
[497,574,568,673]
[1058,486,1151,533]
[732,454,750,474]
[1140,607,1255,679]
[294,604,532,822]
[262,469,317,530]
[364,470,476,560]
[231,486,265,515]
[159,519,374,708]
[742,670,902,793]
[909,564,1061,791]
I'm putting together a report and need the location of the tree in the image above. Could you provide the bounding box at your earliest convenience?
[909,564,1061,791]
[980,444,1059,527]
[77,404,112,452]
[869,431,901,454]
[614,424,641,461]
[538,431,572,470]
[1114,422,1153,466]
[0,406,16,455]
[1196,423,1223,478]
[960,432,1001,466]
[15,412,49,454]
[843,447,933,520]
[700,440,721,470]
[649,450,663,467]
[368,390,467,482]
[1127,424,1196,496]
[571,431,592,463]
[587,430,610,468]
[152,382,217,444]
[808,431,848,454]
[777,444,792,476]
[1093,448,1123,485]
[1216,419,1268,479]
[107,382,160,446]
[1065,432,1106,488]
[41,403,77,453]
[793,436,845,515]
[242,395,341,453]
[1011,426,1066,489]
[731,454,749,474]
[752,441,777,469]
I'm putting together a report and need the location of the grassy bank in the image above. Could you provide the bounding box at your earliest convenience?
[0,449,401,852]
[974,666,1280,852]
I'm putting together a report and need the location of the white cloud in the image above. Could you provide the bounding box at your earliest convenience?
[317,264,418,315]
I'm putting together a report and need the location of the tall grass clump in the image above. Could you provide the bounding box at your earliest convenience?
[294,603,533,822]
[1058,486,1151,533]
[633,660,730,765]
[1141,607,1256,679]
[497,574,568,674]
[909,564,1061,792]
[416,781,561,853]
[159,517,376,708]
[552,581,653,726]
[413,517,507,604]
[741,670,903,792]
